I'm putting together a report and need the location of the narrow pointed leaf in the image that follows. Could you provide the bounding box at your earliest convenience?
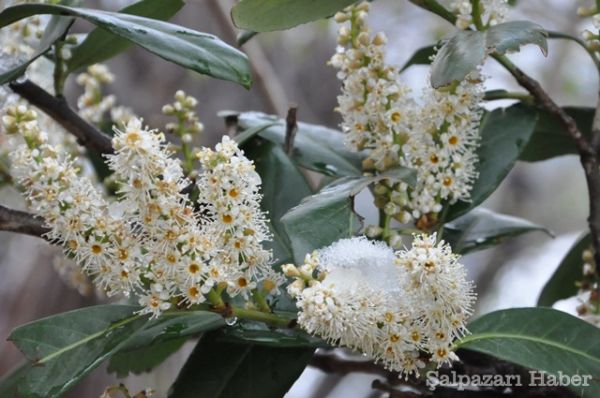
[444,207,551,254]
[67,0,185,72]
[0,4,252,87]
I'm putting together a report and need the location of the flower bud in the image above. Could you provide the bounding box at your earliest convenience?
[282,263,300,277]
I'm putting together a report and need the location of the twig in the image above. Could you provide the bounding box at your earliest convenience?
[285,105,298,155]
[309,353,394,377]
[9,80,113,155]
[0,205,49,238]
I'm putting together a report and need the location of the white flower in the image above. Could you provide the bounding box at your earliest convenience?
[331,2,485,224]
[287,235,476,375]
[8,107,278,316]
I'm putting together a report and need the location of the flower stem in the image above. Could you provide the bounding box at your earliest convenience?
[230,307,294,328]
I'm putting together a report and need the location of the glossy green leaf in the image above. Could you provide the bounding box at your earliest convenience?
[486,20,548,56]
[0,11,73,84]
[444,207,551,254]
[432,21,547,87]
[431,30,486,88]
[117,310,225,350]
[0,4,252,87]
[282,169,414,264]
[458,307,600,397]
[107,310,224,377]
[221,322,326,348]
[400,44,436,71]
[231,0,357,32]
[520,107,593,162]
[243,139,312,265]
[169,331,314,398]
[108,337,187,378]
[237,112,362,176]
[538,233,591,307]
[7,305,147,398]
[447,104,538,221]
[67,0,184,72]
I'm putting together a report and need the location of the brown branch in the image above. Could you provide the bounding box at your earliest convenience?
[493,54,600,272]
[9,80,114,155]
[285,105,298,155]
[0,205,49,238]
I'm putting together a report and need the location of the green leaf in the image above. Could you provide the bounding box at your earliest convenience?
[431,21,547,87]
[458,307,600,397]
[0,4,252,88]
[108,337,187,378]
[486,20,548,57]
[400,44,436,71]
[231,0,358,32]
[243,139,312,264]
[430,30,486,88]
[221,321,326,348]
[117,310,225,350]
[66,0,184,73]
[107,310,224,377]
[6,305,147,398]
[538,233,591,307]
[520,107,593,162]
[169,331,314,398]
[447,104,538,220]
[0,12,73,84]
[237,112,362,176]
[282,169,414,264]
[444,207,551,254]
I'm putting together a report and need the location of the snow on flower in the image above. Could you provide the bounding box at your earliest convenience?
[285,235,476,376]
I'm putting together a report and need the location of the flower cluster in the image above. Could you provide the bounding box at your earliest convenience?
[575,246,600,326]
[197,136,282,298]
[76,64,117,124]
[329,2,413,171]
[285,235,475,376]
[7,106,278,317]
[331,2,484,227]
[449,0,509,30]
[162,90,205,175]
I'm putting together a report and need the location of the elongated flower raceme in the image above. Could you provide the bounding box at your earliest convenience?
[7,108,280,317]
[449,0,509,30]
[331,2,485,227]
[284,235,475,376]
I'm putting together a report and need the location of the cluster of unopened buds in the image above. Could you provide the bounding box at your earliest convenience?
[579,4,600,53]
[450,0,509,30]
[576,246,600,326]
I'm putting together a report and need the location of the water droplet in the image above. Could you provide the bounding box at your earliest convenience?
[225,316,238,326]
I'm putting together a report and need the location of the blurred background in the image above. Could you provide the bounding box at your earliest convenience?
[0,0,595,396]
